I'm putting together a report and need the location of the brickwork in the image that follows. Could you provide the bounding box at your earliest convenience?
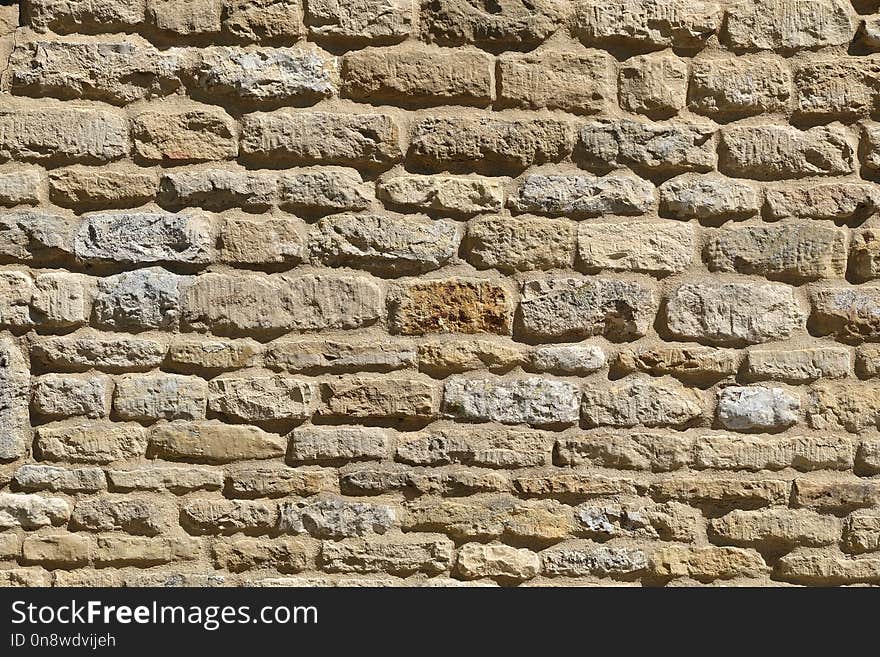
[1,0,880,586]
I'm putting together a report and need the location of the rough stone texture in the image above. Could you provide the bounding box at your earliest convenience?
[499,51,613,114]
[2,0,877,589]
[659,174,760,221]
[577,118,716,175]
[719,126,854,180]
[665,282,805,346]
[519,276,658,342]
[510,172,655,218]
[577,220,694,275]
[575,0,722,50]
[707,224,848,282]
[688,57,792,117]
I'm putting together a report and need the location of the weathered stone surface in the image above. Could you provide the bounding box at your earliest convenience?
[9,0,880,589]
[0,492,70,530]
[180,499,277,534]
[650,546,767,580]
[422,0,565,51]
[189,46,337,105]
[707,224,847,281]
[778,550,880,585]
[614,344,739,382]
[555,432,694,472]
[857,346,880,379]
[467,215,574,273]
[765,183,880,222]
[861,124,880,172]
[665,282,805,346]
[443,376,580,426]
[723,0,854,51]
[577,220,693,275]
[92,268,183,332]
[265,338,414,374]
[795,59,880,120]
[689,57,792,117]
[219,215,304,265]
[518,276,658,341]
[0,339,31,461]
[279,497,395,538]
[30,272,92,329]
[850,229,880,282]
[25,0,148,33]
[845,511,880,554]
[510,172,655,218]
[719,126,854,180]
[321,533,454,575]
[575,0,721,49]
[397,425,551,468]
[378,174,503,216]
[793,477,880,512]
[213,536,316,573]
[32,373,111,420]
[529,344,606,376]
[107,465,222,493]
[71,497,172,535]
[225,466,336,498]
[499,50,613,113]
[277,168,373,213]
[542,541,648,577]
[810,287,880,343]
[693,434,854,472]
[717,386,800,433]
[581,375,704,429]
[659,174,760,221]
[342,47,493,106]
[745,347,850,382]
[0,103,128,164]
[310,213,459,275]
[457,543,539,581]
[0,271,33,328]
[306,0,413,44]
[321,376,440,420]
[240,111,402,168]
[113,373,207,422]
[222,0,303,42]
[807,382,880,433]
[159,168,276,210]
[288,425,391,463]
[10,39,184,105]
[31,333,166,373]
[13,464,106,492]
[409,116,573,174]
[577,118,716,174]
[35,421,148,463]
[389,278,513,336]
[149,420,285,463]
[618,53,688,116]
[651,476,791,506]
[74,210,214,264]
[0,168,41,206]
[208,373,316,422]
[417,338,524,376]
[403,496,573,542]
[131,104,237,163]
[22,533,91,566]
[710,508,840,551]
[181,273,382,335]
[50,165,157,209]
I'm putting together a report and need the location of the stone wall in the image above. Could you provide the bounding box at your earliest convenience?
[1,0,880,587]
